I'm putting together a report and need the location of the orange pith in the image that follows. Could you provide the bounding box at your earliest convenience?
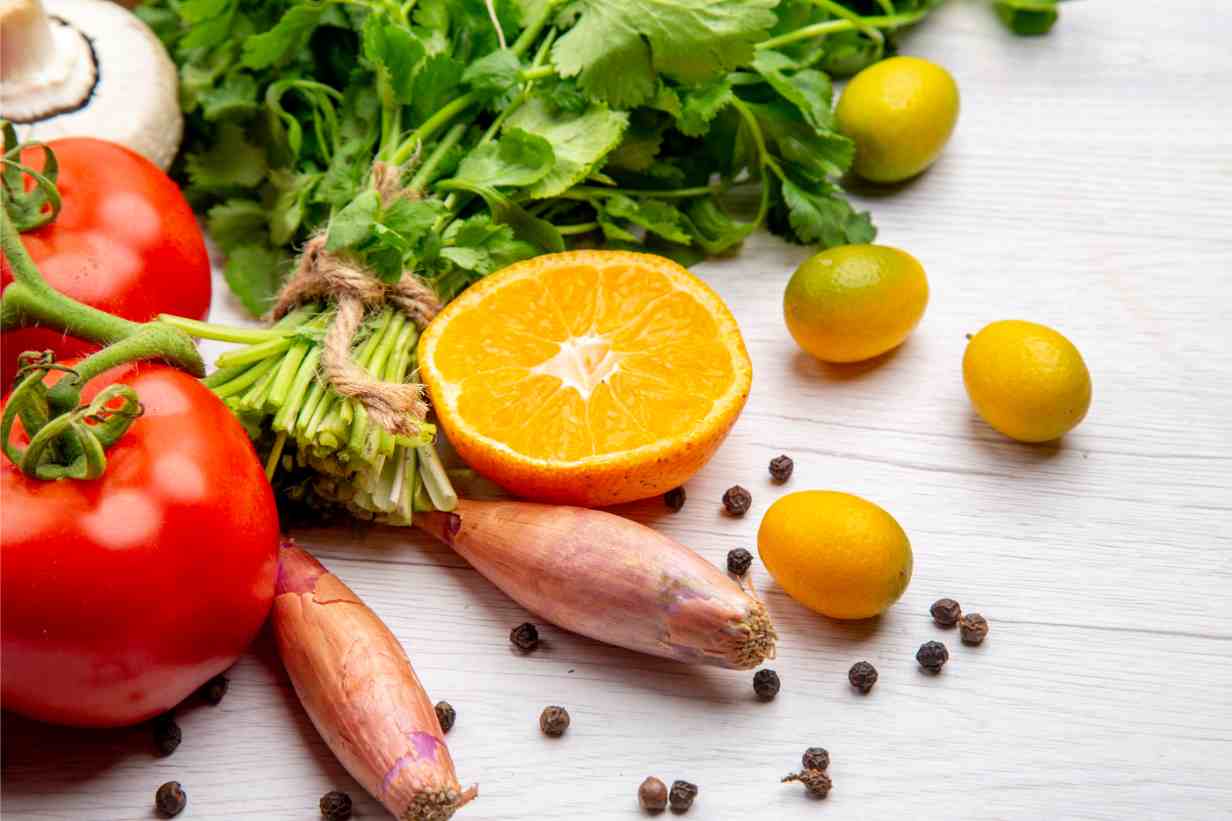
[419,251,753,506]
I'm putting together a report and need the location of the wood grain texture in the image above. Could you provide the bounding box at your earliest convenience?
[4,2,1231,819]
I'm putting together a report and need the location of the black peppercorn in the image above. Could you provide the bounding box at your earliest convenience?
[199,674,229,705]
[768,455,794,482]
[664,486,686,512]
[435,701,456,733]
[510,621,540,652]
[753,668,780,700]
[669,780,698,812]
[540,705,570,736]
[722,485,752,516]
[916,641,949,673]
[960,613,989,645]
[848,660,878,693]
[801,747,830,771]
[930,598,962,627]
[319,790,352,821]
[152,713,181,757]
[783,769,831,798]
[638,777,668,812]
[155,781,187,817]
[726,548,753,576]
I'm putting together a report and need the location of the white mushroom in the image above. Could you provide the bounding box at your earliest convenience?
[0,0,182,169]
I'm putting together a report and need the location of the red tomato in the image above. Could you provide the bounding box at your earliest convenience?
[1,362,278,727]
[1,139,211,386]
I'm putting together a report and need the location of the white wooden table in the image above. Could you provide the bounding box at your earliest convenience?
[4,2,1231,819]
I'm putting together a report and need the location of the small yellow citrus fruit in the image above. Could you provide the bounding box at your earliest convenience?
[758,491,913,620]
[783,244,929,363]
[963,320,1092,443]
[835,56,960,183]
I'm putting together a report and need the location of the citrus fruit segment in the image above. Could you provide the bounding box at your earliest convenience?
[419,251,752,506]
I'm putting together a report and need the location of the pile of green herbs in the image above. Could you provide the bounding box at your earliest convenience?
[139,0,1057,523]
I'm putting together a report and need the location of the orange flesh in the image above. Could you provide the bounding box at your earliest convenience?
[429,256,742,461]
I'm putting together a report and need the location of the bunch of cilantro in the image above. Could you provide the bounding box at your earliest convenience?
[140,0,1058,315]
[135,0,1057,523]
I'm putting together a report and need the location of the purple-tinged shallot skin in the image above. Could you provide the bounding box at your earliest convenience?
[273,542,476,820]
[419,500,776,669]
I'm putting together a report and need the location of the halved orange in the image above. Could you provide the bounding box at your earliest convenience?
[419,250,753,506]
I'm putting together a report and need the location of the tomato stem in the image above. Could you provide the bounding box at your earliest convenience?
[1,181,205,479]
[0,208,204,377]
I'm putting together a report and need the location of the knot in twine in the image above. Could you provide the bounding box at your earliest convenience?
[271,231,441,436]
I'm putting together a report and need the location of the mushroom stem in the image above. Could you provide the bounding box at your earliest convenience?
[0,0,98,122]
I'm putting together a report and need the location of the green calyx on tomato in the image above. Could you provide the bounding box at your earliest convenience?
[1,122,61,231]
[0,123,212,385]
[0,176,204,478]
[1,122,207,479]
[1,351,142,480]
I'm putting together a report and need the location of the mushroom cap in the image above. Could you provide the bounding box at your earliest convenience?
[1,0,182,169]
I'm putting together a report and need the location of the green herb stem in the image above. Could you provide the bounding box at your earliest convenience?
[215,336,295,370]
[730,97,773,228]
[417,442,458,512]
[273,345,319,430]
[212,355,280,399]
[809,0,885,45]
[756,9,932,51]
[511,0,557,56]
[158,314,290,344]
[557,221,598,235]
[562,184,723,200]
[264,430,288,479]
[395,92,479,164]
[409,123,467,191]
[242,359,281,411]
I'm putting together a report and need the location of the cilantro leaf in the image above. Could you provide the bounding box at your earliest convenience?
[207,198,267,252]
[442,216,536,275]
[326,189,381,251]
[603,195,692,244]
[817,29,883,77]
[605,110,671,172]
[381,198,449,239]
[462,49,524,100]
[223,243,289,317]
[774,174,875,247]
[442,129,555,189]
[411,54,465,126]
[675,79,735,137]
[185,123,268,191]
[505,95,628,197]
[746,99,853,181]
[180,45,235,113]
[315,83,380,207]
[242,4,324,69]
[362,16,427,104]
[683,197,754,254]
[198,71,259,121]
[180,0,229,23]
[268,170,320,246]
[551,0,777,107]
[544,77,588,114]
[752,50,835,132]
[179,0,235,51]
